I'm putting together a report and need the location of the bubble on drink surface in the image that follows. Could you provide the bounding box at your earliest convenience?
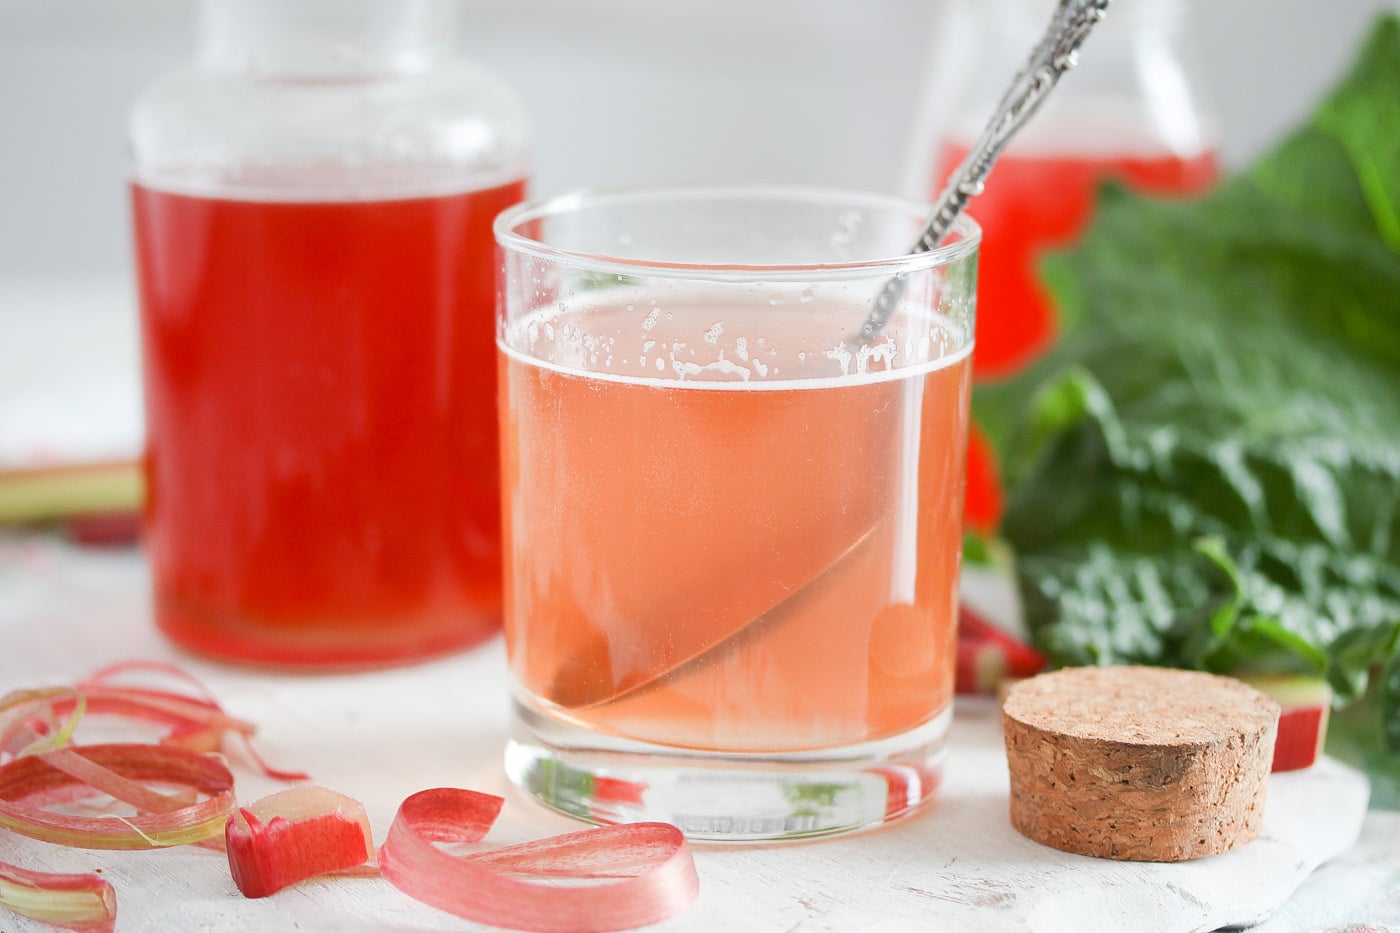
[735,337,749,362]
[799,288,814,304]
[673,354,751,383]
[703,322,724,345]
[642,306,660,330]
[856,337,898,374]
[825,343,854,377]
[768,292,784,307]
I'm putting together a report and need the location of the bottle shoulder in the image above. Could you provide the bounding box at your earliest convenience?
[130,60,530,199]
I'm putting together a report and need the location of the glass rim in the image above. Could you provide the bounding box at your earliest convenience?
[493,183,981,281]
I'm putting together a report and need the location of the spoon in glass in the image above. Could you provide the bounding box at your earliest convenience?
[850,0,1113,347]
[548,0,1115,713]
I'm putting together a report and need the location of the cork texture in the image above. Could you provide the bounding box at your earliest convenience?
[1002,666,1281,862]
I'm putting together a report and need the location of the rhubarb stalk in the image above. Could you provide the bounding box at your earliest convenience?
[955,606,1047,695]
[0,461,142,526]
[0,861,116,933]
[225,787,373,898]
[1237,674,1333,772]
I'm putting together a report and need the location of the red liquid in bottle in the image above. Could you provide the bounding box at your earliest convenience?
[133,179,526,667]
[940,146,1217,529]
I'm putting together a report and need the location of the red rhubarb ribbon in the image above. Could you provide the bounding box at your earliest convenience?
[0,742,236,849]
[66,661,305,780]
[379,788,699,933]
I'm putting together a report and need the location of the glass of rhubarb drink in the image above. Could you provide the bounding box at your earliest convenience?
[496,186,979,840]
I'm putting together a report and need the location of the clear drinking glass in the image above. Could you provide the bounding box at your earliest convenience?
[495,186,979,840]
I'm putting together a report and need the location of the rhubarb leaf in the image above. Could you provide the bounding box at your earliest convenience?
[975,13,1400,773]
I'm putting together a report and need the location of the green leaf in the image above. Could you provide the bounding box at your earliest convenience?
[977,13,1400,783]
[1328,669,1400,807]
[1384,644,1400,753]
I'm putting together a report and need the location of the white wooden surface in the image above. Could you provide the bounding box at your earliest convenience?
[0,538,1396,933]
[0,282,1397,930]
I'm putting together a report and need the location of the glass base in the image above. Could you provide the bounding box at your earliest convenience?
[504,701,950,842]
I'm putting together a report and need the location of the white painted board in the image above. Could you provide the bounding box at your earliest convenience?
[0,539,1380,932]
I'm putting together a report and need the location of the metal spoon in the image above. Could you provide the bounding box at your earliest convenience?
[850,0,1113,347]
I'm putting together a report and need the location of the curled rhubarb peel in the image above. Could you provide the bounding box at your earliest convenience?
[4,663,306,782]
[0,743,235,849]
[225,786,373,898]
[83,663,308,781]
[379,788,700,933]
[37,747,195,813]
[70,662,307,781]
[0,861,116,933]
[0,688,85,758]
[78,660,226,709]
[0,664,315,932]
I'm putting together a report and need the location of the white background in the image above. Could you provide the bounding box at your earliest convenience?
[1,0,1392,464]
[0,7,1398,928]
[0,0,1394,285]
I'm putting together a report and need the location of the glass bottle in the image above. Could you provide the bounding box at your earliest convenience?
[129,0,530,667]
[924,0,1217,529]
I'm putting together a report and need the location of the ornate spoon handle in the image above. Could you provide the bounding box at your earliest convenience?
[853,0,1113,345]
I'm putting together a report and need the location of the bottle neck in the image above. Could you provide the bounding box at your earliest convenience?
[197,0,460,77]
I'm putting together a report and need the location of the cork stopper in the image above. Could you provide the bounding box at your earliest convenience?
[1002,666,1280,861]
